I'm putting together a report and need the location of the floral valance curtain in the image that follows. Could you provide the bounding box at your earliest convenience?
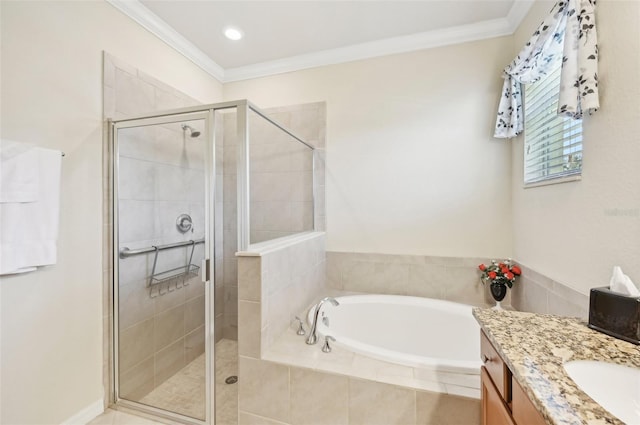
[494,0,599,138]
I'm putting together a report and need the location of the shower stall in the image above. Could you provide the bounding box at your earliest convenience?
[109,100,316,424]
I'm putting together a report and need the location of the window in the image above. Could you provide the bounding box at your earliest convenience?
[524,62,583,185]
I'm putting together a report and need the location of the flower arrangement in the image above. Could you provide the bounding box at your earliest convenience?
[478,259,522,288]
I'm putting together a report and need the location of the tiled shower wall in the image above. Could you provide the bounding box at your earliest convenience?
[116,122,207,400]
[221,102,326,340]
[248,107,318,244]
[103,53,216,402]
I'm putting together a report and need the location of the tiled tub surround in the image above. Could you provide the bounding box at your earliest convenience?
[510,263,589,320]
[474,308,640,425]
[237,232,327,356]
[327,251,499,308]
[237,234,480,425]
[327,252,593,319]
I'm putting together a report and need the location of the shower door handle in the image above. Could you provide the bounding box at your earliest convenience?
[201,258,210,283]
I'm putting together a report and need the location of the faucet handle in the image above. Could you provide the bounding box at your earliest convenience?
[294,316,306,336]
[322,335,336,353]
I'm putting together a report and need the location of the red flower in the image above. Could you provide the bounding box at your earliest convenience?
[505,272,515,280]
[512,265,522,275]
[479,264,486,271]
[498,263,505,268]
[501,267,509,274]
[488,271,497,279]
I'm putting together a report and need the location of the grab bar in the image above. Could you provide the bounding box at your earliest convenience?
[119,238,205,259]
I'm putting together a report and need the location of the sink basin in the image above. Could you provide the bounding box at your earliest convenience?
[563,360,640,424]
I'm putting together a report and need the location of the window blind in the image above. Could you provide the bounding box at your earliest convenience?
[524,64,583,184]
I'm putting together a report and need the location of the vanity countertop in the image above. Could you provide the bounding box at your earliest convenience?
[473,308,640,425]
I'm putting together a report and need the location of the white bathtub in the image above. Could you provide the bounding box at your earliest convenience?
[309,294,482,376]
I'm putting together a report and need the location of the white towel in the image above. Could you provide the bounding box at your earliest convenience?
[0,139,39,203]
[0,147,62,275]
[609,266,640,297]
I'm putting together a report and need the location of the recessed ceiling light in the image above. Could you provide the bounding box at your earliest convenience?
[224,27,243,41]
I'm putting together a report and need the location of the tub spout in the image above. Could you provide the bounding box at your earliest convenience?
[306,297,339,345]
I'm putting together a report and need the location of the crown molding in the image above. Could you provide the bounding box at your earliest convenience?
[107,0,533,84]
[106,0,225,82]
[224,17,513,82]
[506,0,535,33]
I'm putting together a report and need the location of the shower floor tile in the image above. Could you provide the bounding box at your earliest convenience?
[139,351,206,420]
[93,339,238,425]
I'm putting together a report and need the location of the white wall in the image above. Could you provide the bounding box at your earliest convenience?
[225,37,515,258]
[0,1,222,423]
[511,0,640,294]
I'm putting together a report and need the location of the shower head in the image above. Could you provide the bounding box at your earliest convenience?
[181,124,201,138]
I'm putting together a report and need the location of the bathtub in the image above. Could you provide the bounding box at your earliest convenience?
[309,294,482,376]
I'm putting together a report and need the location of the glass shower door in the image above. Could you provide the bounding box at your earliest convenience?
[113,112,213,422]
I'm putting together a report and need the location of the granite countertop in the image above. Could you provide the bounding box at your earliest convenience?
[473,308,640,425]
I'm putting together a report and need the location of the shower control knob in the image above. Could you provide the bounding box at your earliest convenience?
[176,214,193,233]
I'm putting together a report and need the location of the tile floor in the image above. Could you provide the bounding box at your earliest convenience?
[90,339,238,425]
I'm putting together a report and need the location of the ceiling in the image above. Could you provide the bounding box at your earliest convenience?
[109,0,533,82]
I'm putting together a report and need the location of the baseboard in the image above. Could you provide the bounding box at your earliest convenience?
[60,399,104,425]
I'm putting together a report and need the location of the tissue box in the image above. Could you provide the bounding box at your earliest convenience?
[588,287,640,345]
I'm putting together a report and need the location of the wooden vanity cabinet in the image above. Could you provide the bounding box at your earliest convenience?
[480,331,547,425]
[481,367,515,425]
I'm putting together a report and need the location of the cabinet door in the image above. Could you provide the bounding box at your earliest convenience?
[481,331,511,400]
[481,367,515,425]
[512,378,547,425]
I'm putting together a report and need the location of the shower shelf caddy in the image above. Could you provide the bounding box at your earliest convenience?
[119,238,204,288]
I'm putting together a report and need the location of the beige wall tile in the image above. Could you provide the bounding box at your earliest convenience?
[348,378,416,425]
[224,285,238,316]
[238,257,262,302]
[519,278,549,314]
[407,264,447,299]
[119,356,154,401]
[118,280,155,329]
[185,294,205,333]
[153,279,186,315]
[290,368,348,425]
[326,252,345,290]
[184,275,205,299]
[239,411,289,425]
[154,304,185,351]
[344,261,409,295]
[114,68,155,116]
[239,357,290,423]
[215,281,225,318]
[154,338,185,385]
[238,301,261,358]
[119,318,154,372]
[443,267,485,306]
[548,295,588,320]
[185,325,205,364]
[222,316,238,341]
[416,391,479,425]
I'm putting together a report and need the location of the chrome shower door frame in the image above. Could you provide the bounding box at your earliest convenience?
[109,99,316,424]
[111,109,215,425]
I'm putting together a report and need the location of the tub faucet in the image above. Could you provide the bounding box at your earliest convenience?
[306,297,339,345]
